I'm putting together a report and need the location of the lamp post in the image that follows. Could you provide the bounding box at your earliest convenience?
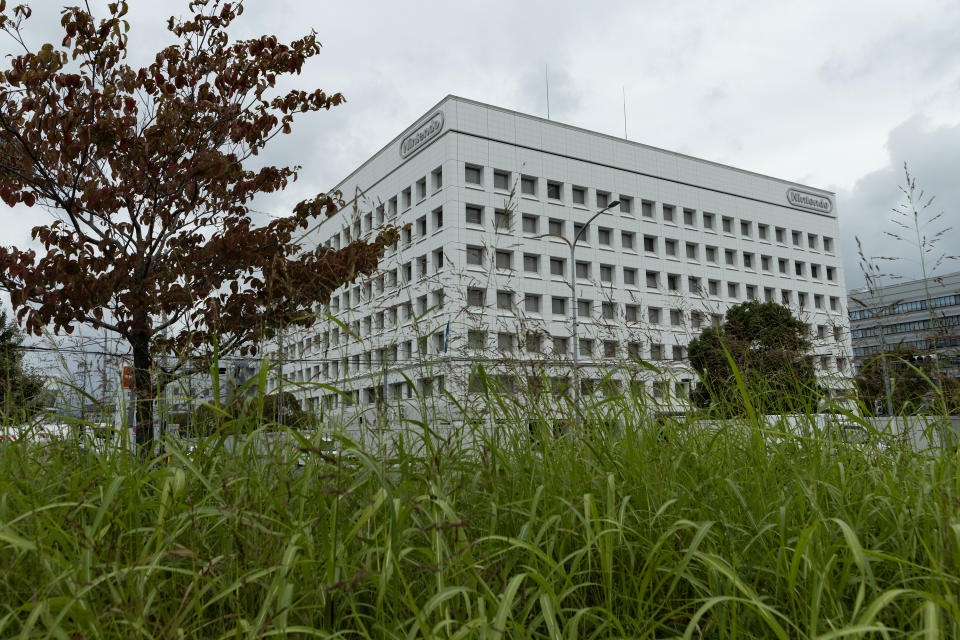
[537,200,620,406]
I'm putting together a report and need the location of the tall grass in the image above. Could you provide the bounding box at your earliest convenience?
[0,375,958,638]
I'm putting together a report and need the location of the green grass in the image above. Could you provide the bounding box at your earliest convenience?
[0,385,958,638]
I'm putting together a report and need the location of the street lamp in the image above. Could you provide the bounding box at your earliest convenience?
[536,200,620,406]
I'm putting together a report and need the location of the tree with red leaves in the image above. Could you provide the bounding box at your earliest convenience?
[0,1,396,453]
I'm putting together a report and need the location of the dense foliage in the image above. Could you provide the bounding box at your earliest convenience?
[0,1,396,452]
[0,392,956,638]
[0,309,43,421]
[688,301,821,414]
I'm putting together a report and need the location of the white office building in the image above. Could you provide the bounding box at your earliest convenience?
[275,95,852,426]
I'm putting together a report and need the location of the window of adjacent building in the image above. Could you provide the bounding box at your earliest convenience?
[552,296,567,315]
[466,245,483,266]
[619,196,633,214]
[497,290,513,310]
[526,294,541,313]
[602,302,615,320]
[646,271,659,289]
[648,306,661,324]
[467,287,485,307]
[665,239,677,256]
[623,267,637,285]
[577,299,592,316]
[466,204,482,225]
[465,165,482,185]
[495,250,512,269]
[596,191,610,208]
[625,304,639,322]
[644,235,656,252]
[662,204,675,222]
[522,214,538,234]
[493,170,510,190]
[550,257,565,276]
[622,231,635,250]
[572,185,586,205]
[642,200,654,218]
[598,227,612,246]
[575,261,590,279]
[683,208,696,226]
[547,180,562,200]
[600,264,613,282]
[524,254,539,273]
[548,218,563,235]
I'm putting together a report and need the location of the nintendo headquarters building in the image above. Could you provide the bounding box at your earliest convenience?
[271,95,852,429]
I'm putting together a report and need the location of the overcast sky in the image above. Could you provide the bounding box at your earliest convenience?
[3,0,959,309]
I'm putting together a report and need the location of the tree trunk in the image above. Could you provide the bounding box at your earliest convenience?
[132,333,155,457]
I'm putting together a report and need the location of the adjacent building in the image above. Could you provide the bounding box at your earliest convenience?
[848,271,960,377]
[274,95,852,426]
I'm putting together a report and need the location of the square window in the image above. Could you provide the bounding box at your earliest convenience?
[792,230,802,246]
[775,227,785,243]
[827,266,835,281]
[761,255,771,271]
[598,227,612,246]
[706,246,717,263]
[648,307,661,324]
[601,301,615,319]
[623,267,637,285]
[577,299,592,316]
[523,254,539,273]
[468,330,486,350]
[764,287,774,302]
[498,332,515,352]
[815,294,824,309]
[650,344,664,361]
[604,340,618,358]
[708,279,719,296]
[573,222,588,242]
[549,218,564,235]
[579,338,593,357]
[795,261,804,277]
[728,282,739,298]
[619,196,633,213]
[665,239,677,256]
[725,249,736,266]
[740,220,751,237]
[703,212,715,229]
[663,204,675,222]
[811,264,821,279]
[644,235,656,252]
[600,264,613,282]
[670,309,682,326]
[526,294,541,313]
[497,290,513,310]
[830,296,839,311]
[596,191,610,208]
[494,170,510,190]
[465,165,481,185]
[495,209,511,230]
[824,237,834,253]
[743,252,754,269]
[495,250,512,269]
[552,296,567,315]
[625,304,639,322]
[746,284,757,300]
[642,200,654,218]
[402,187,411,209]
[550,257,565,276]
[467,288,485,307]
[572,186,586,204]
[778,258,788,273]
[667,274,680,291]
[547,180,562,200]
[686,242,698,260]
[522,214,538,234]
[432,166,443,191]
[416,177,426,200]
[521,175,536,195]
[688,276,702,293]
[466,245,483,266]
[683,208,695,225]
[417,215,427,237]
[622,231,635,249]
[808,234,818,249]
[553,336,568,355]
[575,261,590,279]
[433,207,443,229]
[646,271,659,289]
[722,216,733,233]
[758,224,769,240]
[466,204,482,225]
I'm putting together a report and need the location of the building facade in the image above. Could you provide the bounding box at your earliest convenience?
[274,96,852,426]
[848,271,960,377]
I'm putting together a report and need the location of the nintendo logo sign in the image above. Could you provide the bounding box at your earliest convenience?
[786,188,833,214]
[400,111,444,159]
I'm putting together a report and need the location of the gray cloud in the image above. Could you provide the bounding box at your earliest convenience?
[839,115,960,289]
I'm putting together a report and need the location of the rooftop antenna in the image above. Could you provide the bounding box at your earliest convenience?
[622,86,628,140]
[545,64,550,120]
